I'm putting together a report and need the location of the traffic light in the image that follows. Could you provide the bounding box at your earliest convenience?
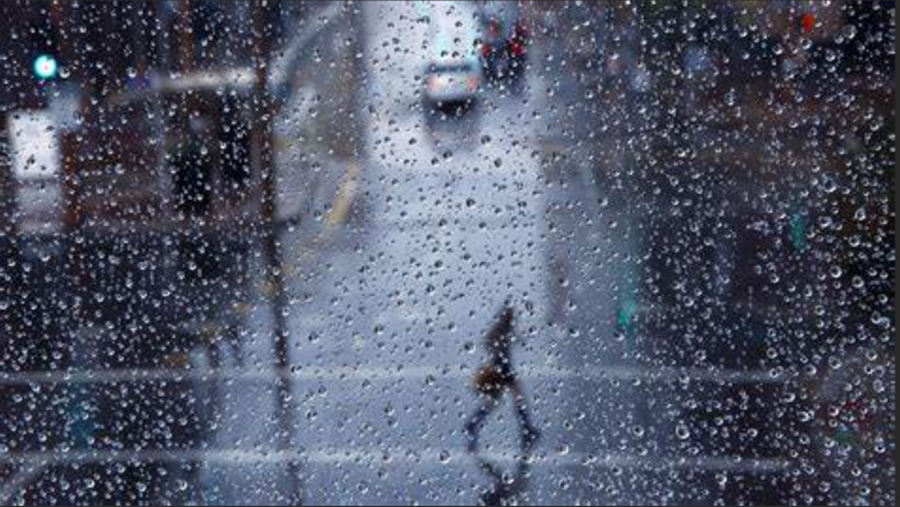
[33,54,59,80]
[800,12,816,34]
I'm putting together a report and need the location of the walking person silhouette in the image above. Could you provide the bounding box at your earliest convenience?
[465,305,541,454]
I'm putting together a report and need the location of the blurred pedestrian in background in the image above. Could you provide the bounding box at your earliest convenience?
[465,304,540,454]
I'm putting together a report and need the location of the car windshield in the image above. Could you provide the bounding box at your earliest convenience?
[429,62,475,73]
[0,1,895,506]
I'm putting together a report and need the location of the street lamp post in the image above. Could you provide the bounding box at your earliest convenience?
[251,1,302,503]
[0,126,17,360]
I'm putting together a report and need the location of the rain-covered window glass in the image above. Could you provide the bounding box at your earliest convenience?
[0,1,894,505]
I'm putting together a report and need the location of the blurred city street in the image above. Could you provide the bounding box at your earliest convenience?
[0,1,894,506]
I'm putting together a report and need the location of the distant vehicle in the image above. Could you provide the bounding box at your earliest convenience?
[423,60,482,109]
[479,1,529,82]
[423,2,483,109]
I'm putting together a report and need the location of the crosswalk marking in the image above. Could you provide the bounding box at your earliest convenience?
[0,364,787,386]
[0,447,791,474]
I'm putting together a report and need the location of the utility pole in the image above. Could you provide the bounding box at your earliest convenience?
[0,123,15,365]
[251,1,302,503]
[50,0,82,234]
[50,0,85,374]
[178,0,194,75]
[132,2,150,79]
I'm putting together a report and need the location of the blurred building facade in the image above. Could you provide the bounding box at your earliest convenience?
[0,1,357,237]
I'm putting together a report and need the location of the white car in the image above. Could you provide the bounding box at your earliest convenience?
[422,1,482,108]
[423,60,482,107]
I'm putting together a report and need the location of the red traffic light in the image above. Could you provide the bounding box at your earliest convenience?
[801,12,816,34]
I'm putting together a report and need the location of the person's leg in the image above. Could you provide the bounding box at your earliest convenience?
[465,395,498,453]
[510,383,540,451]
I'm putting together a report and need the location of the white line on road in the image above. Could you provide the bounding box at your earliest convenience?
[0,448,791,474]
[0,364,787,386]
